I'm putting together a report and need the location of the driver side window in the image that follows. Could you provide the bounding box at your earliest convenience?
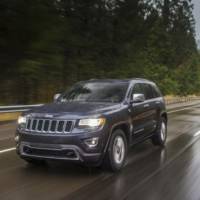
[131,83,145,100]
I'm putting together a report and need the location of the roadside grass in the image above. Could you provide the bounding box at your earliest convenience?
[0,112,21,122]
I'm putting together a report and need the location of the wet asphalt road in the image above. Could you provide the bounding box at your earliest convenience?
[1,105,200,200]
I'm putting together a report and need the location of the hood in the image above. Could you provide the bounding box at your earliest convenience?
[26,102,122,117]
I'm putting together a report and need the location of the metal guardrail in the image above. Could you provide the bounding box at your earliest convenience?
[0,97,200,113]
[165,97,200,105]
[0,104,43,113]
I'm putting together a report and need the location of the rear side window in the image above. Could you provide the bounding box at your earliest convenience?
[141,84,154,100]
[152,85,162,98]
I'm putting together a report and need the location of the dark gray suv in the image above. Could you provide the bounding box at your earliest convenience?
[16,79,167,171]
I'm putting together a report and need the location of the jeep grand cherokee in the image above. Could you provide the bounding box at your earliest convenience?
[16,79,167,171]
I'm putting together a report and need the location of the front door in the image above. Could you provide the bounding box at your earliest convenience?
[129,83,147,140]
[129,83,157,142]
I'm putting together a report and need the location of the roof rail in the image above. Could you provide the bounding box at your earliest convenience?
[133,78,150,81]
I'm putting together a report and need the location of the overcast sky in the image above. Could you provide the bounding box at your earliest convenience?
[192,0,200,41]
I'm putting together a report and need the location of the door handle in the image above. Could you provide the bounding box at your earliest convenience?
[156,101,161,104]
[144,104,150,108]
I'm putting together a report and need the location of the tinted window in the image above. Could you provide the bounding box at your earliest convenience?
[152,85,162,98]
[131,83,161,100]
[59,82,129,103]
[131,83,146,100]
[141,84,154,100]
[132,83,144,95]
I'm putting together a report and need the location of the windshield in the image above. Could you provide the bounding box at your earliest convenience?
[59,82,129,103]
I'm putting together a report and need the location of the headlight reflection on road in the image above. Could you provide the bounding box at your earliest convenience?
[193,130,200,137]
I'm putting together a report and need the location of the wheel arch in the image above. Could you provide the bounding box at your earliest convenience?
[161,111,168,123]
[103,121,131,154]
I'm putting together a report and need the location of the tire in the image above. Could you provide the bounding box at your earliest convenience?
[23,157,46,166]
[151,117,167,146]
[103,129,127,172]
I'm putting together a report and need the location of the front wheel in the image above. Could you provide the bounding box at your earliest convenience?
[103,129,127,172]
[151,117,167,146]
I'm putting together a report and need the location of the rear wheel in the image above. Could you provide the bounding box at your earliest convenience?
[103,129,127,172]
[151,117,167,146]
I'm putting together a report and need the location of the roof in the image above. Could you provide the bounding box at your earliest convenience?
[85,78,153,83]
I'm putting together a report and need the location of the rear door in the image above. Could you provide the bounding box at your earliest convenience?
[150,83,164,128]
[141,83,158,135]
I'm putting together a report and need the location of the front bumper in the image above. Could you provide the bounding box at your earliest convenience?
[16,128,108,165]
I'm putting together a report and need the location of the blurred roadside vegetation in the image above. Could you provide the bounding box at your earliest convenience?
[0,0,199,105]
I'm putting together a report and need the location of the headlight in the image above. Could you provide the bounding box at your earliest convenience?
[18,116,27,124]
[78,118,106,128]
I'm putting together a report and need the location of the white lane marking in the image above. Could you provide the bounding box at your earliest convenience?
[168,104,198,114]
[0,147,16,154]
[0,137,13,141]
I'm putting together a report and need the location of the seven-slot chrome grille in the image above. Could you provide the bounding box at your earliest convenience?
[25,118,74,134]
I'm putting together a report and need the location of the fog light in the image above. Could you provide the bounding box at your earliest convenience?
[84,137,99,148]
[15,135,19,142]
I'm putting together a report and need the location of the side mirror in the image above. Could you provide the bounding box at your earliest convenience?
[131,94,145,103]
[53,93,61,102]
